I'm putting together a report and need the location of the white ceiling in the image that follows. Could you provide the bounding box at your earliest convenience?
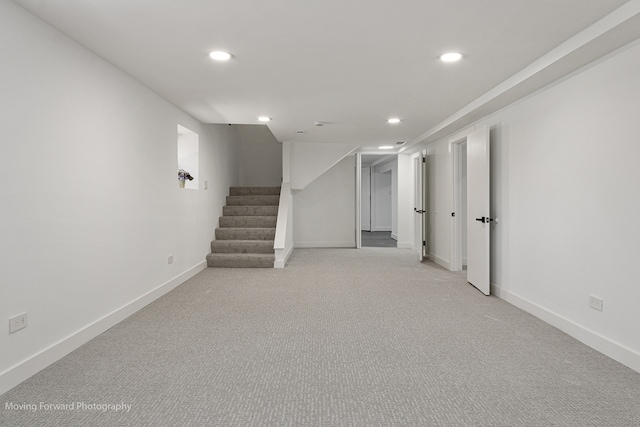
[13,0,637,151]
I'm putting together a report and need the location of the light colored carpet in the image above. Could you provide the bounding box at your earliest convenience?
[2,248,640,426]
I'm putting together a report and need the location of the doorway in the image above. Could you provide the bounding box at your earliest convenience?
[452,142,468,270]
[360,154,397,248]
[450,125,491,295]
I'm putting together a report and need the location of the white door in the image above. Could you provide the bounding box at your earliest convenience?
[466,125,490,295]
[414,154,425,260]
[361,167,371,231]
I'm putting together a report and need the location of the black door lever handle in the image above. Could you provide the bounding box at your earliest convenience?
[475,217,493,223]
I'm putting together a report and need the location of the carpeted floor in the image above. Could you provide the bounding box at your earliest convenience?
[2,248,640,426]
[361,231,397,248]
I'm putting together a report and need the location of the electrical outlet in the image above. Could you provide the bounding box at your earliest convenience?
[9,313,27,333]
[168,255,174,264]
[589,295,603,312]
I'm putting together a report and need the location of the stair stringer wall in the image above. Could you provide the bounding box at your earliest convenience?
[289,142,359,191]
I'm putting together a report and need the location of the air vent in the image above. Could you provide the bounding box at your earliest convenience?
[395,141,406,145]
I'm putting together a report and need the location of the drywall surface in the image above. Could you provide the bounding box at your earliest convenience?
[293,155,356,247]
[372,171,392,231]
[421,40,640,370]
[396,154,414,249]
[0,2,239,393]
[233,124,282,187]
[290,142,357,190]
[425,142,453,268]
[374,159,398,237]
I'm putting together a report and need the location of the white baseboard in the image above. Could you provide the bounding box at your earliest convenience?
[274,244,294,268]
[390,233,398,241]
[294,241,355,248]
[427,253,451,270]
[372,227,392,232]
[491,283,640,374]
[0,261,207,396]
[396,242,413,249]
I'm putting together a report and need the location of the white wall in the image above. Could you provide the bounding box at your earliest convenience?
[233,124,282,187]
[290,142,358,190]
[419,40,640,372]
[177,128,199,190]
[396,154,414,249]
[425,142,453,268]
[0,2,239,394]
[373,159,398,238]
[361,167,371,231]
[293,155,356,247]
[372,171,392,232]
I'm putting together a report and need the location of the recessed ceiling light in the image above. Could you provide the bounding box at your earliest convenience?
[258,116,271,122]
[387,118,401,124]
[440,52,462,62]
[379,146,394,150]
[209,51,232,61]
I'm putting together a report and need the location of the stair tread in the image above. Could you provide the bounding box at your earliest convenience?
[212,239,275,244]
[226,195,280,206]
[219,216,277,228]
[223,206,279,216]
[230,187,281,196]
[208,253,274,258]
[216,227,276,231]
[211,240,274,254]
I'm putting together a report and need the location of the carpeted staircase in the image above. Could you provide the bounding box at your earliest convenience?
[206,186,280,268]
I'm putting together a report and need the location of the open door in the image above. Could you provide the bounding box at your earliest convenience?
[414,153,426,260]
[466,125,491,295]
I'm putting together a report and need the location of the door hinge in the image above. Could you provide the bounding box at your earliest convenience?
[422,157,426,163]
[422,240,426,246]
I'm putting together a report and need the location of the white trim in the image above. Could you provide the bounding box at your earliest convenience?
[355,153,362,249]
[427,253,451,270]
[0,261,207,395]
[449,134,469,272]
[397,241,413,249]
[372,227,392,232]
[274,245,294,269]
[492,283,640,374]
[391,233,398,241]
[294,241,355,248]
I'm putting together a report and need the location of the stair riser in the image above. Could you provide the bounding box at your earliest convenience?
[211,240,275,254]
[230,187,281,196]
[226,195,280,206]
[206,254,274,268]
[219,216,277,228]
[223,206,278,216]
[215,228,276,241]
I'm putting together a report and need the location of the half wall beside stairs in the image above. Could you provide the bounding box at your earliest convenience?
[206,187,280,268]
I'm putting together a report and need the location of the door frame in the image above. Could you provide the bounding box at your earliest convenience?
[449,126,475,272]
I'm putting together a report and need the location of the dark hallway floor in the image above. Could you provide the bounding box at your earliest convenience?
[361,231,397,248]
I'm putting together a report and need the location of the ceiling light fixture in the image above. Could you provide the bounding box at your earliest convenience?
[379,146,394,150]
[387,118,401,124]
[258,116,271,122]
[209,50,232,61]
[440,52,462,62]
